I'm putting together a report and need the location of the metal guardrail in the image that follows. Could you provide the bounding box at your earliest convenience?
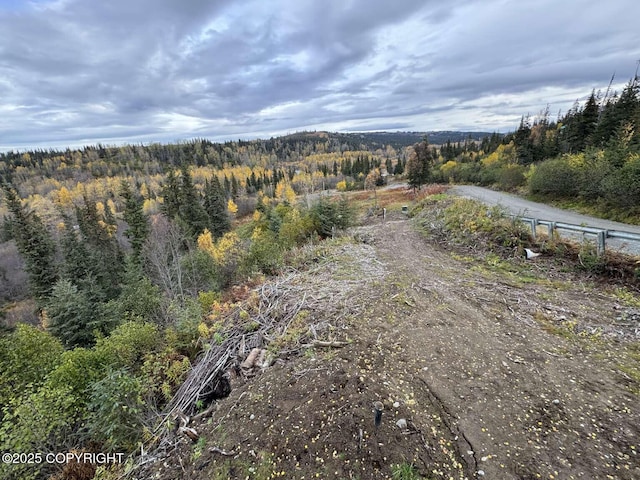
[514,216,640,256]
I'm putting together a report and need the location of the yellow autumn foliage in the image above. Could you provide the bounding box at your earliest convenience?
[227,199,238,215]
[482,142,517,167]
[55,187,73,207]
[197,229,241,264]
[275,181,296,204]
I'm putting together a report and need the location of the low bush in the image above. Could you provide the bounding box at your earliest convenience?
[413,196,531,253]
[528,157,579,197]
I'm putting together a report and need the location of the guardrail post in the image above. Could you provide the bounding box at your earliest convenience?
[548,222,555,238]
[530,219,537,240]
[596,230,606,256]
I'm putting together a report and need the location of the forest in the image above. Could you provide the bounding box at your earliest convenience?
[1,72,639,479]
[0,129,405,480]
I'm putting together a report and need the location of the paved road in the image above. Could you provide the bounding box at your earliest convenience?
[450,185,640,255]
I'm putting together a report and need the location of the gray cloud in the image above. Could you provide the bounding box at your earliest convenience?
[1,0,639,151]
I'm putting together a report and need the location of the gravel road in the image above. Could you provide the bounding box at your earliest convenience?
[450,185,640,255]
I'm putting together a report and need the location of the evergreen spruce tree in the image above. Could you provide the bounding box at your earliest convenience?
[76,199,124,301]
[160,169,181,219]
[230,174,239,198]
[580,91,600,149]
[60,219,94,288]
[178,165,209,239]
[45,279,94,348]
[393,157,405,175]
[1,184,58,303]
[120,180,149,264]
[223,175,231,198]
[203,176,231,239]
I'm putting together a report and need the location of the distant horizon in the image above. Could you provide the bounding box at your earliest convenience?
[0,128,508,154]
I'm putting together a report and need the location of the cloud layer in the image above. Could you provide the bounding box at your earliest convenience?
[1,0,639,150]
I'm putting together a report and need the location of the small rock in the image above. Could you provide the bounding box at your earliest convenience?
[395,418,408,429]
[249,414,255,420]
[393,401,400,408]
[552,399,560,405]
[477,470,485,476]
[481,456,489,462]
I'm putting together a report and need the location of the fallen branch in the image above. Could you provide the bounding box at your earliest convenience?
[209,446,237,457]
[302,340,349,348]
[175,411,199,442]
[191,403,217,424]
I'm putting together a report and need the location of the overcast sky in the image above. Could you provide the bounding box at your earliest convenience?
[0,0,639,151]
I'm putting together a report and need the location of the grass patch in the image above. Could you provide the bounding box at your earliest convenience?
[617,343,640,395]
[391,462,425,480]
[413,194,640,287]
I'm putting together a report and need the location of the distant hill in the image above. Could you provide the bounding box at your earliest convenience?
[333,131,498,149]
[278,130,499,151]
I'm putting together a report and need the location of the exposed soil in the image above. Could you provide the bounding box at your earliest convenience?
[140,218,640,480]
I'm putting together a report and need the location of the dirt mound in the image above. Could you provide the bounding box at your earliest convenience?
[139,219,640,480]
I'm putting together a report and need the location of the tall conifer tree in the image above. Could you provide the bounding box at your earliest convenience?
[2,184,58,303]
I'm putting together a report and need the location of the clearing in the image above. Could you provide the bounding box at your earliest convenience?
[139,217,640,480]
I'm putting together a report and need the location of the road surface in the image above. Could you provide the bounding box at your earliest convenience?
[450,185,640,255]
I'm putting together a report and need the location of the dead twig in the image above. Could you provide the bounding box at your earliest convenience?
[209,447,237,457]
[301,340,349,348]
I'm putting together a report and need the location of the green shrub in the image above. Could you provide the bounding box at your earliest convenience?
[167,298,204,358]
[0,383,80,480]
[0,325,63,409]
[309,196,353,238]
[528,157,579,197]
[278,208,315,248]
[102,267,164,325]
[95,321,161,369]
[181,248,223,294]
[244,228,284,275]
[601,155,640,208]
[87,368,145,451]
[140,347,191,404]
[497,164,526,190]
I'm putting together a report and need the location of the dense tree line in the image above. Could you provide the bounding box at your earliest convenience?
[0,132,379,185]
[432,74,640,219]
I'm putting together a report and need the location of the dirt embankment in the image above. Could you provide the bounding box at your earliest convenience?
[141,219,640,480]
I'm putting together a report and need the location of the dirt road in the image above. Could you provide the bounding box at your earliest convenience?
[367,219,640,479]
[147,218,640,480]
